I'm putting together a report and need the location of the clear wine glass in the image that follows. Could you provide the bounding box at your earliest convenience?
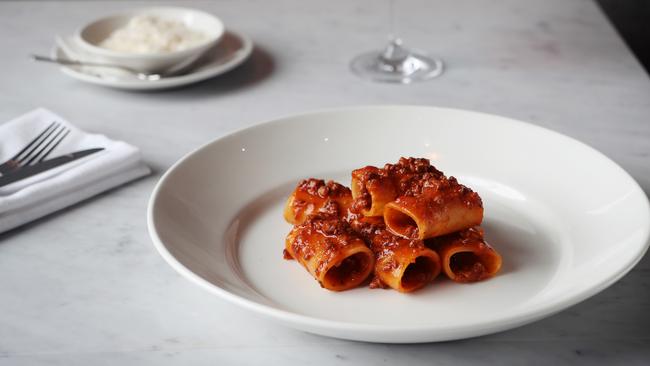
[350,0,444,83]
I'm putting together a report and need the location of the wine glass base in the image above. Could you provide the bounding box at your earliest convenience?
[350,50,444,84]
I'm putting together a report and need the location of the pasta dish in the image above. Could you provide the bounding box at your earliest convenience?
[282,157,502,293]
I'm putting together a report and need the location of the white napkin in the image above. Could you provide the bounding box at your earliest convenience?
[0,108,150,233]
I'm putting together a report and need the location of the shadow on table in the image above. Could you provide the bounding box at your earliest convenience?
[136,45,275,98]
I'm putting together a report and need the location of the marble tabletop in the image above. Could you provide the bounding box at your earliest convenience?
[1,0,649,364]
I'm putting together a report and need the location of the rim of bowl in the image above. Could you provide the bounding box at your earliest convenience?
[75,6,225,59]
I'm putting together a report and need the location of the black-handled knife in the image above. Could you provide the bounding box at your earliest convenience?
[0,148,105,188]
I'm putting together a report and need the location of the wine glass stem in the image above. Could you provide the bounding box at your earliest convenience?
[349,0,444,82]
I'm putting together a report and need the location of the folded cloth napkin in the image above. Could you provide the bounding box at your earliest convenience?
[0,108,150,233]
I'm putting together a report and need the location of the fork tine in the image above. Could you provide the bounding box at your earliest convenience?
[10,121,58,162]
[35,128,71,164]
[24,127,69,166]
[17,122,61,165]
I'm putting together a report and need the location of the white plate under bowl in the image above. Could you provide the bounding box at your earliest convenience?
[53,31,252,91]
[147,106,650,343]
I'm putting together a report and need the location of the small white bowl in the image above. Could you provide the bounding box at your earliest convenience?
[75,7,224,73]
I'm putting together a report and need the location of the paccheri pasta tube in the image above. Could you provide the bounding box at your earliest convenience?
[351,166,398,216]
[383,176,483,240]
[351,158,444,217]
[426,226,502,282]
[284,178,353,225]
[282,157,501,293]
[351,216,441,292]
[284,214,375,291]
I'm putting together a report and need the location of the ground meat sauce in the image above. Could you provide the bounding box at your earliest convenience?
[297,178,350,199]
[290,198,310,219]
[351,189,372,212]
[385,157,444,194]
[401,175,483,211]
[283,157,499,291]
[347,215,429,290]
[451,261,487,282]
[348,216,385,242]
[324,254,368,288]
[400,225,420,240]
[351,157,448,213]
[369,275,388,289]
[458,226,484,242]
[426,227,493,282]
[448,227,490,282]
[290,214,361,277]
[370,229,428,264]
[427,226,484,247]
[291,178,353,223]
[351,167,386,212]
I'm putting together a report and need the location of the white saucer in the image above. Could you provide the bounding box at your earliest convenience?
[52,31,253,91]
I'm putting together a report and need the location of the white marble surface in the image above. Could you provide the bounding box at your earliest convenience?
[0,0,649,364]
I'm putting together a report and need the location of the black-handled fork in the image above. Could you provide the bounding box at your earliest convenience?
[0,121,70,176]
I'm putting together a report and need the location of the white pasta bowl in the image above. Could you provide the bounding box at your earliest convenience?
[75,7,224,72]
[148,106,650,343]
